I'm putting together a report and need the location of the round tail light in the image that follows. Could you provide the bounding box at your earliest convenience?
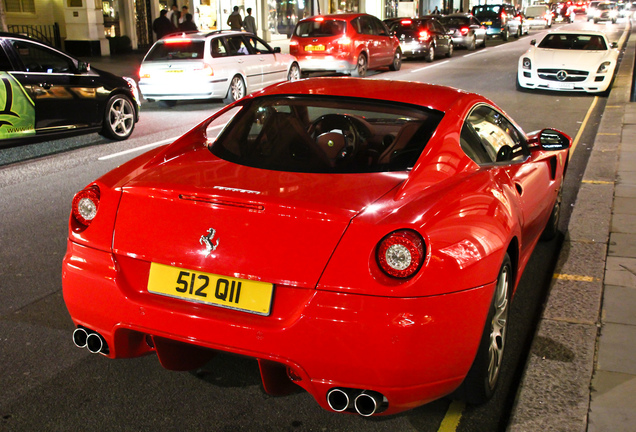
[377,230,425,278]
[72,185,100,227]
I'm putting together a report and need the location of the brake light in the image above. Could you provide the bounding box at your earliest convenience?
[460,26,469,35]
[164,37,191,44]
[139,67,150,79]
[337,37,351,45]
[195,63,214,76]
[315,16,324,22]
[290,39,298,46]
[376,230,425,278]
[72,185,100,227]
[401,19,412,25]
[418,30,430,41]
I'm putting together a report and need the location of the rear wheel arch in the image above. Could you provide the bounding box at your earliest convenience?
[506,237,520,295]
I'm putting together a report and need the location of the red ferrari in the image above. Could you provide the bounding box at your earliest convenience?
[63,78,570,416]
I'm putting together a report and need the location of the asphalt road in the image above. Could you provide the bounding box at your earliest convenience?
[0,16,627,432]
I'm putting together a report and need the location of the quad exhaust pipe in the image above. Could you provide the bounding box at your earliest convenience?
[73,327,109,354]
[327,388,387,416]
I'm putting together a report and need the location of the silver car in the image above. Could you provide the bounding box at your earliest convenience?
[139,31,301,105]
[438,14,487,50]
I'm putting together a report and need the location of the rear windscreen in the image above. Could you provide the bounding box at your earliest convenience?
[438,17,470,27]
[145,40,205,61]
[210,95,444,173]
[294,20,347,37]
[472,5,501,17]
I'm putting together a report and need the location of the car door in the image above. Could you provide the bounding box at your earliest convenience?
[5,38,101,133]
[463,105,555,254]
[433,20,451,53]
[223,35,262,91]
[243,35,288,89]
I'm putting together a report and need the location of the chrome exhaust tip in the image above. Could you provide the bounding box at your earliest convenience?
[327,388,354,412]
[72,328,88,348]
[86,332,104,354]
[354,390,387,416]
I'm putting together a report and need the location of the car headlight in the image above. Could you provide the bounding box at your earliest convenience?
[597,61,611,73]
[522,57,532,70]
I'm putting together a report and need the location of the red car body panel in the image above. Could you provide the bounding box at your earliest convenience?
[62,78,570,415]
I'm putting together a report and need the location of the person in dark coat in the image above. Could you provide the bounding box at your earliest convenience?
[179,13,198,31]
[153,9,177,40]
[227,6,243,30]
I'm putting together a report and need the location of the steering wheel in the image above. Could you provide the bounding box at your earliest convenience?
[307,114,360,160]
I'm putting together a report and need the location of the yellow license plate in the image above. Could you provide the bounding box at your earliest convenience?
[484,21,493,25]
[165,69,184,73]
[147,262,274,316]
[305,45,325,52]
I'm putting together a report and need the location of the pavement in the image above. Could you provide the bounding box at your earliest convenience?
[82,31,636,431]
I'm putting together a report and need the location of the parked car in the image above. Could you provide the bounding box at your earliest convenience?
[438,13,487,50]
[524,4,553,29]
[591,2,618,23]
[289,13,401,77]
[384,16,453,60]
[471,3,526,40]
[0,32,139,146]
[139,30,300,105]
[63,77,571,416]
[517,30,619,93]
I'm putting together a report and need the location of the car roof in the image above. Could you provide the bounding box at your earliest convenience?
[298,13,366,21]
[250,77,486,114]
[157,30,247,41]
[545,29,608,37]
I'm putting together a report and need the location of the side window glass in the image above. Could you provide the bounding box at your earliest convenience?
[10,40,74,73]
[225,36,249,56]
[460,122,492,164]
[466,105,525,163]
[246,36,272,54]
[0,46,13,71]
[211,38,228,57]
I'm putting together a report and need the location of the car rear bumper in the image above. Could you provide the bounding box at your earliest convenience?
[296,57,355,73]
[62,240,496,415]
[399,41,430,57]
[138,78,229,100]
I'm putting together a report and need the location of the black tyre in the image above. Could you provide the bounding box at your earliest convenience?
[445,42,453,58]
[389,49,402,71]
[426,45,435,62]
[458,253,512,405]
[351,53,368,77]
[502,28,509,41]
[468,35,476,51]
[100,94,136,140]
[224,75,246,104]
[540,189,562,241]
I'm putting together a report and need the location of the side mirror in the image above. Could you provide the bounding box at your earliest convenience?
[531,39,536,46]
[273,46,281,53]
[77,61,90,73]
[611,41,618,49]
[538,128,571,150]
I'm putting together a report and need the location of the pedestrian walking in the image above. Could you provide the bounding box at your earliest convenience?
[227,6,243,30]
[243,8,257,34]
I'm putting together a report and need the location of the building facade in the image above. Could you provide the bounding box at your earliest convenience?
[2,0,520,55]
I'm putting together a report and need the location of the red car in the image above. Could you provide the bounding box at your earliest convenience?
[289,13,402,77]
[63,78,570,416]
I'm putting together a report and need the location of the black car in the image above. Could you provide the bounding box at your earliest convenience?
[0,33,140,147]
[384,16,453,62]
[471,3,524,40]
